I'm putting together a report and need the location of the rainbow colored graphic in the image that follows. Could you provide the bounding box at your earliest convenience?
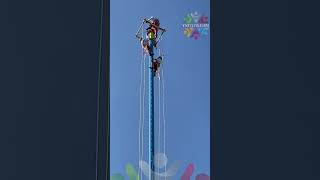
[182,12,209,40]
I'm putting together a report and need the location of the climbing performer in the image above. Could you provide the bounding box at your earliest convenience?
[140,38,150,54]
[152,56,162,79]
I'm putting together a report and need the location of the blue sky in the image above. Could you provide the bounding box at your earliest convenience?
[110,0,210,178]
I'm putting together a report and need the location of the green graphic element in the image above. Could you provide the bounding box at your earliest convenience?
[111,163,140,180]
[111,173,125,180]
[125,163,140,180]
[184,14,193,24]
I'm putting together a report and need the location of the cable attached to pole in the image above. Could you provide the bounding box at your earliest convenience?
[158,57,161,177]
[138,25,147,180]
[139,53,146,180]
[161,64,167,180]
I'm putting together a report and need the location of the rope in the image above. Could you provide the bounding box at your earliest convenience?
[161,64,167,180]
[138,26,146,180]
[138,50,145,180]
[138,29,142,180]
[141,52,146,180]
[158,47,162,179]
[136,20,145,39]
[159,42,168,180]
[157,60,161,178]
[138,53,146,180]
[156,30,165,47]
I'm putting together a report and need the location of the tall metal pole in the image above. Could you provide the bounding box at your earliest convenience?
[137,18,164,180]
[148,40,155,180]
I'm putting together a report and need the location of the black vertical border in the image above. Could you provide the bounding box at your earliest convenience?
[96,0,110,179]
[211,0,223,179]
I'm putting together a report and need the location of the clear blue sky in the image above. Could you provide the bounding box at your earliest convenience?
[110,0,210,178]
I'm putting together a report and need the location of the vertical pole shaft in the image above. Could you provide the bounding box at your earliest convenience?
[149,40,155,180]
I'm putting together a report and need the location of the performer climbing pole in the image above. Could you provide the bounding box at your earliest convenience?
[136,17,166,180]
